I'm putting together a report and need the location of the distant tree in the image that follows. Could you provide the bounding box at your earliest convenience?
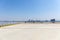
[45,20,48,22]
[51,19,55,23]
[25,21,26,23]
[36,20,40,22]
[27,19,30,22]
[31,20,35,23]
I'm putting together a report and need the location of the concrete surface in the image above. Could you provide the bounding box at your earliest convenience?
[0,23,60,40]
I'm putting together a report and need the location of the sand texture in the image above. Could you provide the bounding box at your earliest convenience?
[0,23,60,40]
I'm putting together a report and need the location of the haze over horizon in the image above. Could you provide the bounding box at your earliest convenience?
[0,0,60,21]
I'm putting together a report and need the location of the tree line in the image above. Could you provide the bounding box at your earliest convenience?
[25,19,55,23]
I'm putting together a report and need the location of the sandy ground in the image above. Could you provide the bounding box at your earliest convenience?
[0,23,60,40]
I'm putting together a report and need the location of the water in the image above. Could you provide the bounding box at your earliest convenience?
[0,21,18,25]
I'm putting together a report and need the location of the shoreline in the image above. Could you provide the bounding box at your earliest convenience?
[1,22,60,28]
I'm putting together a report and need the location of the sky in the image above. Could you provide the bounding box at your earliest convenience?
[0,0,60,21]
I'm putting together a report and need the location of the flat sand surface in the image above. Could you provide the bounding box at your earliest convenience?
[0,23,60,40]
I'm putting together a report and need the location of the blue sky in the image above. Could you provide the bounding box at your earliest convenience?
[0,0,60,21]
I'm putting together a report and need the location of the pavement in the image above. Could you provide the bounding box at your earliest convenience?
[0,23,60,40]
